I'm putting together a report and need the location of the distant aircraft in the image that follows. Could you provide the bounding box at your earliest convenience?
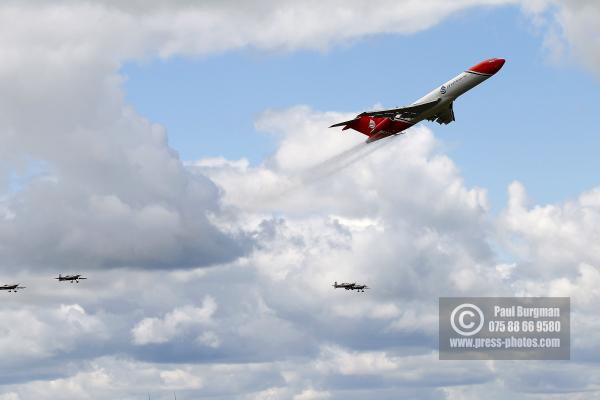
[0,284,25,293]
[55,274,87,283]
[333,281,369,292]
[330,58,505,143]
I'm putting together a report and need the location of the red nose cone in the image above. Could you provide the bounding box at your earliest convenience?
[468,58,505,75]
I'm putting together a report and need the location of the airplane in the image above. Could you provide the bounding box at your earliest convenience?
[55,274,87,283]
[333,281,369,292]
[330,58,505,143]
[0,284,26,293]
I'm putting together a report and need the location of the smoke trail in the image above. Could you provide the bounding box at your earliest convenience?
[260,134,397,203]
[297,135,392,185]
[251,134,398,209]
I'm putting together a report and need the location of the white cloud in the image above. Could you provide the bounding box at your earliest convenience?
[132,296,217,345]
[551,0,600,76]
[3,99,600,398]
[248,387,290,400]
[200,107,501,304]
[523,0,600,77]
[0,0,519,60]
[294,388,331,400]
[160,369,203,389]
[0,303,106,365]
[196,331,221,348]
[499,181,600,278]
[188,104,600,398]
[315,346,399,375]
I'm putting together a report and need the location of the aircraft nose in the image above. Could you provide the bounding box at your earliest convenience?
[468,58,506,75]
[493,58,506,73]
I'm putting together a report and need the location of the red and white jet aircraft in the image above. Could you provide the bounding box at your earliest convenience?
[330,58,505,142]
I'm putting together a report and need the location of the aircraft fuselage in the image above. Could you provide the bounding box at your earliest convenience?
[333,58,505,142]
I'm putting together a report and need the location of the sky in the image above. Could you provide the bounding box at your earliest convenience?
[123,4,599,211]
[1,1,600,399]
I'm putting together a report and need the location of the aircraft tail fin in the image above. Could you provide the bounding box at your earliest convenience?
[330,118,358,130]
[330,116,377,136]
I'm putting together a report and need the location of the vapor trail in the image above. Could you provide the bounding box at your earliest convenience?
[259,134,397,204]
[297,135,392,185]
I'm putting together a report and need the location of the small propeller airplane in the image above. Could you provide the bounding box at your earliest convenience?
[330,58,505,143]
[333,281,369,292]
[0,284,26,293]
[55,274,87,283]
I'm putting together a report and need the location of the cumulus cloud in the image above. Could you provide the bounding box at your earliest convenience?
[200,108,501,299]
[499,181,600,278]
[0,0,520,59]
[1,106,599,398]
[186,104,600,398]
[294,389,332,400]
[0,1,295,272]
[0,304,106,361]
[132,296,217,345]
[497,180,600,363]
[0,99,513,398]
[523,0,600,77]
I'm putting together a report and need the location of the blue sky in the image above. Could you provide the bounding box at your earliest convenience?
[123,5,599,212]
